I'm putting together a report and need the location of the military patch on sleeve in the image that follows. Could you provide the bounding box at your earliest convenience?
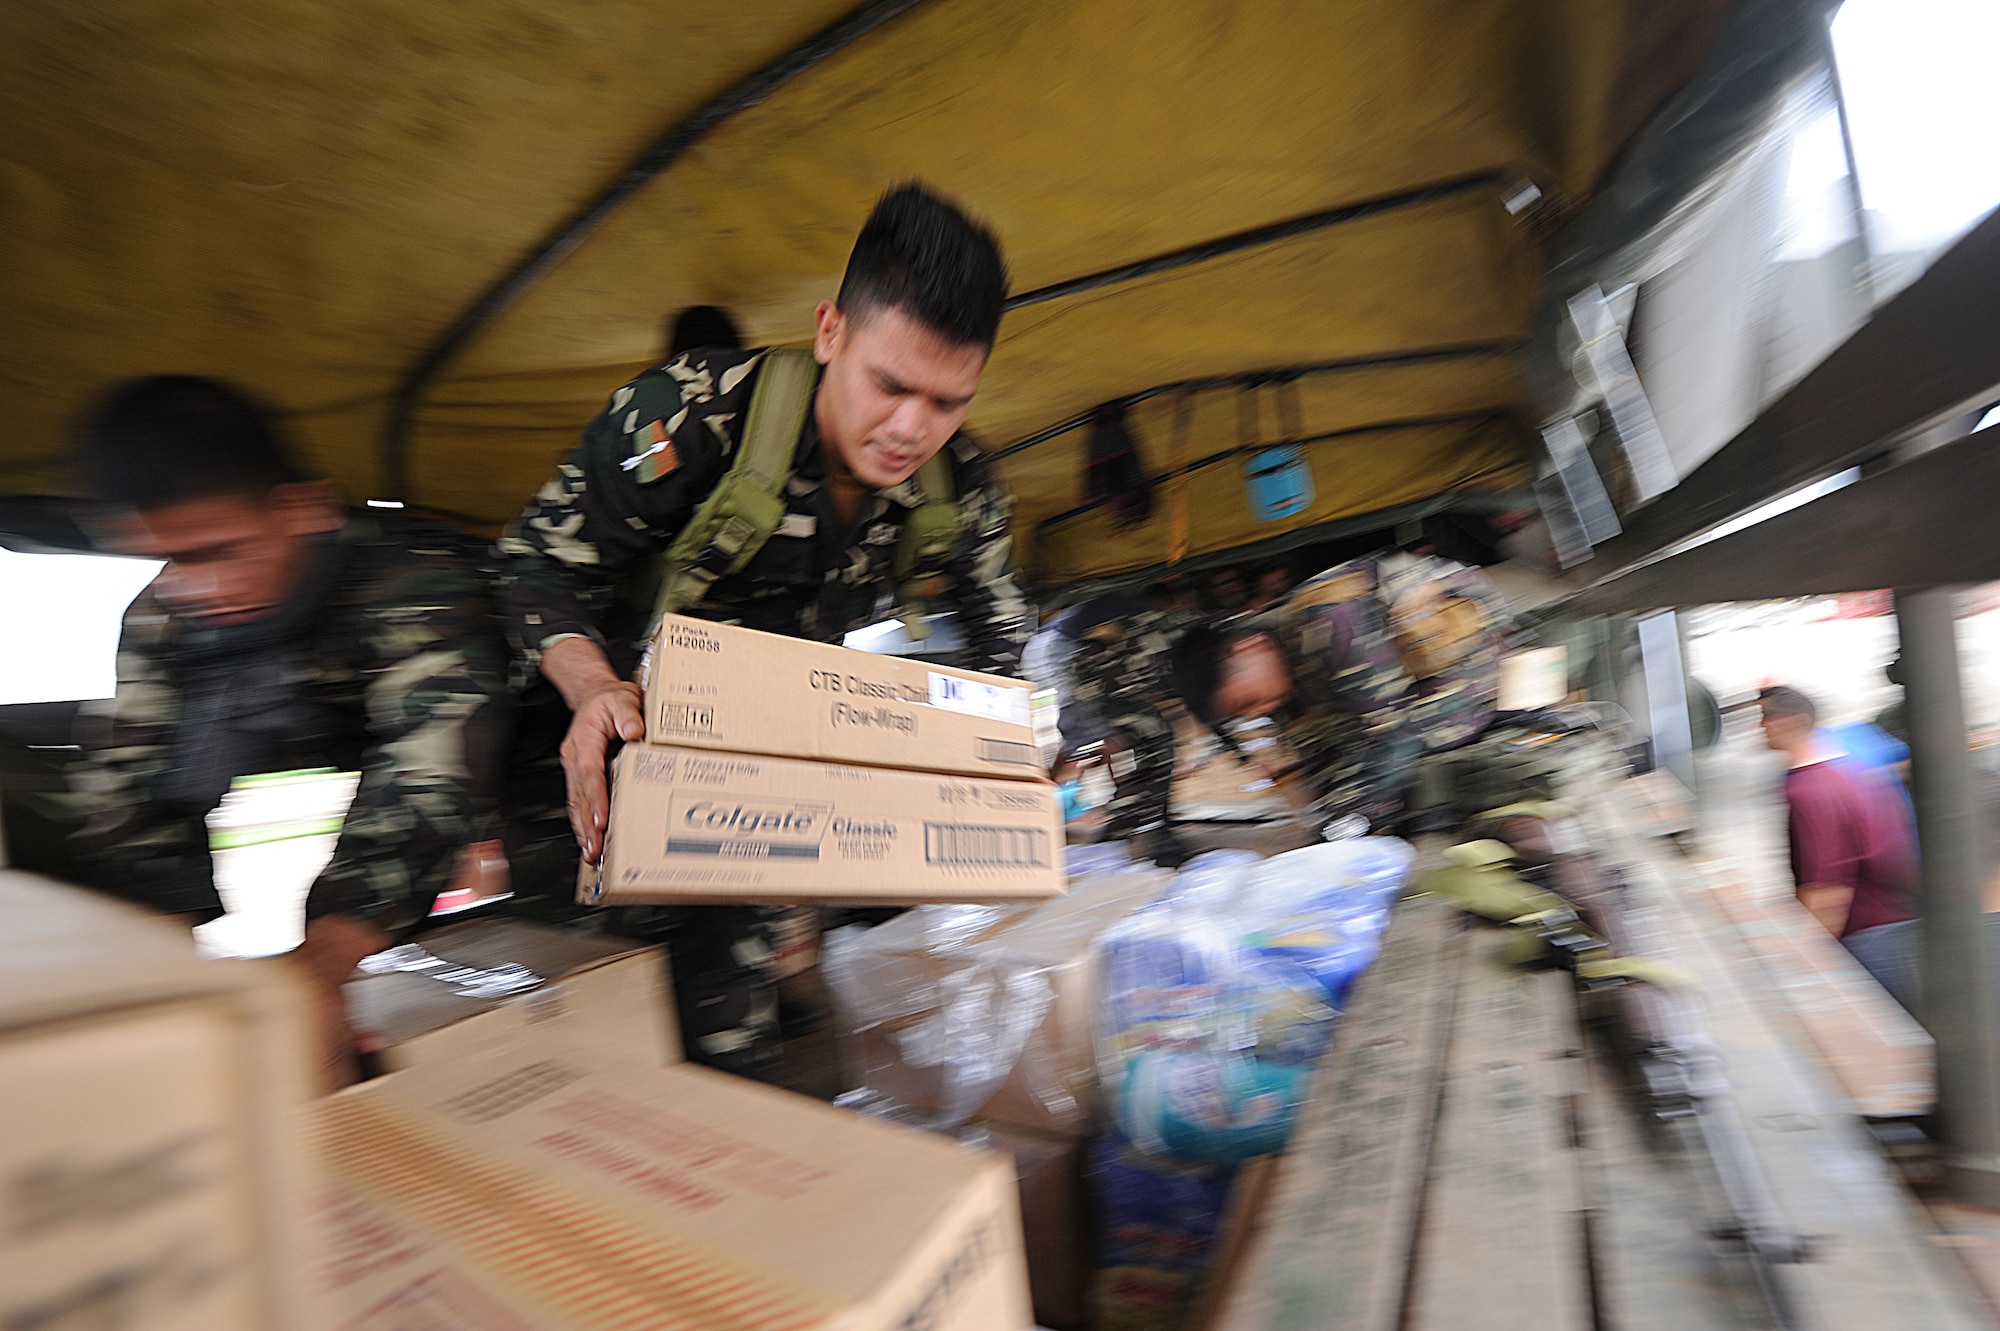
[623,419,681,484]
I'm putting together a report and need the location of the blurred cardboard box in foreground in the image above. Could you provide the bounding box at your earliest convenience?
[585,743,1064,906]
[0,870,322,1330]
[344,917,678,1072]
[315,1039,1031,1331]
[645,614,1040,779]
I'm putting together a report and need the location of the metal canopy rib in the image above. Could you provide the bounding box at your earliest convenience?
[1002,171,1504,311]
[378,0,934,498]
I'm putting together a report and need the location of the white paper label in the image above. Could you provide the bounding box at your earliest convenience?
[1498,646,1570,712]
[927,672,1031,725]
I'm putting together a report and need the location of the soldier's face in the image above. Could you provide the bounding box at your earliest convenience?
[1214,634,1294,721]
[812,301,986,490]
[110,485,343,627]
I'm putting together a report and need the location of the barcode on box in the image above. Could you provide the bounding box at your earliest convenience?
[924,823,1050,868]
[976,738,1038,766]
[657,702,715,735]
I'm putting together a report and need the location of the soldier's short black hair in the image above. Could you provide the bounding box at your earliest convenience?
[74,375,302,510]
[838,183,1008,350]
[1756,684,1817,725]
[1170,623,1241,727]
[666,305,743,359]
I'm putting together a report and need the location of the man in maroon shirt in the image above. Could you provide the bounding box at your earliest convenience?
[1758,685,1918,941]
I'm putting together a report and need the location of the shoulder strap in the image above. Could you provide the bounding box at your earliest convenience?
[893,450,963,641]
[894,452,960,580]
[647,348,817,631]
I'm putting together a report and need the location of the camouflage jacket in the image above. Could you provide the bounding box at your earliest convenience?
[496,347,1032,678]
[1060,600,1195,732]
[64,518,511,930]
[1371,551,1512,752]
[1256,553,1511,826]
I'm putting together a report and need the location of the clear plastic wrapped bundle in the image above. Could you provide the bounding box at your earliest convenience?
[1094,839,1415,1163]
[823,868,1174,1136]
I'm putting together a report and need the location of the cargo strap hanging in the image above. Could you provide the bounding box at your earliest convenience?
[645,347,959,638]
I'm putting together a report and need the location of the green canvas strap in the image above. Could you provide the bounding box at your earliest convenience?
[893,451,961,641]
[646,347,818,633]
[641,346,967,642]
[894,453,960,581]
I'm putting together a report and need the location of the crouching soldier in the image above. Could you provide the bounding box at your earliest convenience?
[62,375,512,1088]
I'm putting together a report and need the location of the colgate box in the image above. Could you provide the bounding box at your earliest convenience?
[641,615,1041,781]
[584,744,1064,906]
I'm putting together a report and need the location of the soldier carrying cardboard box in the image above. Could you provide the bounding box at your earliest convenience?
[493,184,1033,1075]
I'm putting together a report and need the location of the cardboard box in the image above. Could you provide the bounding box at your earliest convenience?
[980,1123,1091,1331]
[344,918,679,1072]
[314,1039,1032,1331]
[643,614,1041,780]
[586,743,1065,906]
[828,869,1170,1137]
[0,871,323,1331]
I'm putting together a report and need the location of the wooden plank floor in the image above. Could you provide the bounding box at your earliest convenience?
[1590,791,1996,1331]
[1569,1009,1775,1330]
[1403,938,1589,1330]
[1219,782,1998,1331]
[1216,892,1466,1331]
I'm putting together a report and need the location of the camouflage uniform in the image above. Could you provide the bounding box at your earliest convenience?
[497,347,1029,678]
[63,517,510,931]
[1254,553,1509,830]
[1052,602,1193,844]
[494,347,1033,1073]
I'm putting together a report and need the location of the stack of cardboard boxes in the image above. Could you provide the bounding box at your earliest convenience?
[344,917,681,1073]
[588,615,1064,907]
[313,619,1062,1329]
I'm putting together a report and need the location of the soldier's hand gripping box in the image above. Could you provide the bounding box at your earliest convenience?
[643,614,1042,780]
[314,1038,1032,1331]
[585,743,1065,905]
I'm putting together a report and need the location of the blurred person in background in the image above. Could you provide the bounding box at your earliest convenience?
[62,375,511,1088]
[1248,561,1294,611]
[1170,552,1512,837]
[1028,588,1196,866]
[1206,565,1249,612]
[494,183,1031,1077]
[665,303,742,360]
[1757,684,1917,946]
